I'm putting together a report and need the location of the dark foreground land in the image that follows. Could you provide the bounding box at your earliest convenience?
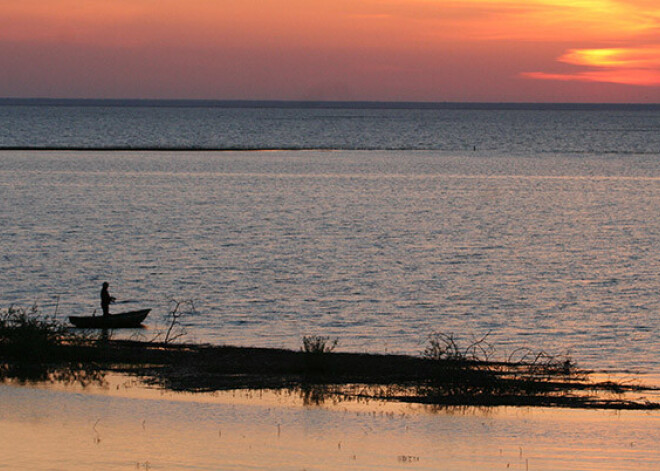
[1,306,659,409]
[2,313,659,409]
[104,340,660,409]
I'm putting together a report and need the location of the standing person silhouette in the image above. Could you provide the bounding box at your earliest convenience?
[100,282,116,317]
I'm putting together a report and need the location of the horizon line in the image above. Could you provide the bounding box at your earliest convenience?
[1,98,659,110]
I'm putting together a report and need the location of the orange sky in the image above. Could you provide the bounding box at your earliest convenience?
[1,0,659,102]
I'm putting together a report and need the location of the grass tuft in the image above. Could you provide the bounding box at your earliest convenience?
[1,305,78,361]
[423,331,494,362]
[301,335,338,354]
[0,305,103,384]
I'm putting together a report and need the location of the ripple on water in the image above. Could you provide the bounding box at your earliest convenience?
[1,150,659,376]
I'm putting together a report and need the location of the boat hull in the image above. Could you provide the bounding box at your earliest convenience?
[69,309,150,328]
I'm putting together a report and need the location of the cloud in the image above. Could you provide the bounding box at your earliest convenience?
[523,45,660,86]
[355,0,660,41]
[559,46,660,69]
[516,2,660,87]
[523,69,660,86]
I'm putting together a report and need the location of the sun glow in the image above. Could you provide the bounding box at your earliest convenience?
[524,45,660,87]
[514,1,660,88]
[560,46,660,69]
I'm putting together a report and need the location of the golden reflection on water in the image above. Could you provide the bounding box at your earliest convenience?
[1,373,659,470]
[4,372,438,415]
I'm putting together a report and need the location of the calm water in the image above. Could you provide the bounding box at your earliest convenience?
[2,102,660,153]
[1,103,659,375]
[1,380,659,471]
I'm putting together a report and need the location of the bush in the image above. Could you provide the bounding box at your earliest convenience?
[0,305,81,362]
[423,332,494,362]
[301,335,338,354]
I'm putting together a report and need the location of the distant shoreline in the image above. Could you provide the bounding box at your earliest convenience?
[0,146,321,152]
[1,98,659,110]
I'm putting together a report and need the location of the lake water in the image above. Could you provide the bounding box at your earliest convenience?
[1,102,659,376]
[1,378,659,471]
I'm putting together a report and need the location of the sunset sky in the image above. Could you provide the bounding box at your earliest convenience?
[1,0,659,102]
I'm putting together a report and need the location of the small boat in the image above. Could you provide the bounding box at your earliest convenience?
[69,309,151,328]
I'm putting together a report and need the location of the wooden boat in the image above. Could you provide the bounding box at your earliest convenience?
[69,309,150,328]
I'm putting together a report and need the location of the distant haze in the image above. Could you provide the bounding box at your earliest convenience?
[1,1,659,102]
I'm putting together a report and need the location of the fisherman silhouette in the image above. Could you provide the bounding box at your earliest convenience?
[100,282,116,317]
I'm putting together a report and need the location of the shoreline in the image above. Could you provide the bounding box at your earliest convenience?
[2,307,658,410]
[3,338,658,410]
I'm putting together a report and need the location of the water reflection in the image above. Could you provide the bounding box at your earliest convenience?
[1,375,658,471]
[0,363,106,388]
